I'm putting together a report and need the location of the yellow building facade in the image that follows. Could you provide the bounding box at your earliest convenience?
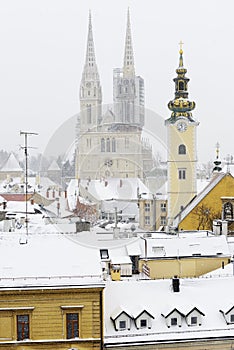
[177,172,234,230]
[139,197,167,231]
[0,285,104,349]
[139,256,230,279]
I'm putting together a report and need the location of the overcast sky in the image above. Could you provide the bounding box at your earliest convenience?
[0,0,233,163]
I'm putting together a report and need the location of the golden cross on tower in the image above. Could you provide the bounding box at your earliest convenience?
[179,40,184,54]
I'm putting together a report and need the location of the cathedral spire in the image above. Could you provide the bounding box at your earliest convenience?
[85,10,96,68]
[123,8,135,77]
[79,11,102,130]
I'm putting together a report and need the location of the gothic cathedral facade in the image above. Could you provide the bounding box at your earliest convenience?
[75,10,154,180]
[165,45,199,225]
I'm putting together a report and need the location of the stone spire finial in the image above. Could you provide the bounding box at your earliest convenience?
[84,10,96,68]
[123,8,135,77]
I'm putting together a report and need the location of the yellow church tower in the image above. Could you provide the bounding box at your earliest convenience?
[165,42,199,226]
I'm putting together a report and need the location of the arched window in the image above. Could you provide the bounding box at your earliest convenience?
[224,202,233,219]
[106,138,110,152]
[87,104,91,124]
[112,138,116,152]
[101,138,105,152]
[178,144,186,155]
[178,81,184,90]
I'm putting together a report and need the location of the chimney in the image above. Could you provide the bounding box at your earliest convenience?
[172,276,180,292]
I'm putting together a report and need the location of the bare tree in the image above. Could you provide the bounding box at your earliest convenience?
[193,204,221,230]
[73,197,97,224]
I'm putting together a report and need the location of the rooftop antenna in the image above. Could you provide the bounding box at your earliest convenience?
[20,131,38,235]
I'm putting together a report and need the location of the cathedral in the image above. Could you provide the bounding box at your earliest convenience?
[75,10,154,180]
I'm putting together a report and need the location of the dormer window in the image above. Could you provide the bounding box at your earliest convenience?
[134,309,154,329]
[110,308,132,331]
[186,307,205,326]
[161,308,184,328]
[220,306,234,324]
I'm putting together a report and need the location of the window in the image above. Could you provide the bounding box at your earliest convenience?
[140,319,147,328]
[125,137,129,149]
[119,320,126,329]
[231,314,234,323]
[67,313,79,339]
[178,144,186,155]
[100,249,109,259]
[171,317,177,326]
[17,315,29,341]
[152,246,166,256]
[191,316,197,325]
[106,138,110,152]
[87,104,91,124]
[101,138,105,152]
[112,138,116,152]
[145,216,150,225]
[144,203,150,212]
[160,203,166,212]
[178,169,186,180]
[178,81,184,90]
[160,216,166,225]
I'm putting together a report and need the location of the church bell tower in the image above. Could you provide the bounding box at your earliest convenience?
[165,43,199,225]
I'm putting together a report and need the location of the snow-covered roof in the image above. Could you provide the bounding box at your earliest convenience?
[0,232,103,289]
[104,276,234,345]
[111,256,132,265]
[47,159,61,171]
[0,153,23,172]
[0,176,60,196]
[143,234,230,258]
[79,178,150,201]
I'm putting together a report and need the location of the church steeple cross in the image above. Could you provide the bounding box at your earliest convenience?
[179,40,184,54]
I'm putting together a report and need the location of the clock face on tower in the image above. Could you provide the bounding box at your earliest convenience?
[177,121,187,132]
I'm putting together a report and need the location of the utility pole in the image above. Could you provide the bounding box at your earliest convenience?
[20,131,38,235]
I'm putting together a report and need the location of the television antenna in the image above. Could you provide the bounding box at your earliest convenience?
[20,131,38,235]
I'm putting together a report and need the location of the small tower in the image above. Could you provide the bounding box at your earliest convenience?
[213,142,222,173]
[165,42,199,225]
[113,8,144,127]
[79,11,102,133]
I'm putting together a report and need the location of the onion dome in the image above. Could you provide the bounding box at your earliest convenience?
[167,42,196,120]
